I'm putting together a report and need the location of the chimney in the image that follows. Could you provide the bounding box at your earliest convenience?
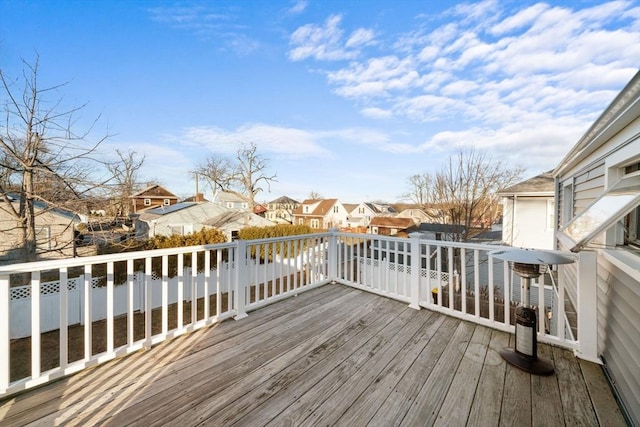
[196,193,204,202]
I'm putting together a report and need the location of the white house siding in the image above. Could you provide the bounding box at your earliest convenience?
[554,72,640,425]
[597,255,640,423]
[573,162,605,214]
[502,197,554,250]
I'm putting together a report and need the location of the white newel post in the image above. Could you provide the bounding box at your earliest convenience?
[576,251,601,363]
[408,232,422,310]
[328,228,338,283]
[235,240,248,320]
[0,274,9,392]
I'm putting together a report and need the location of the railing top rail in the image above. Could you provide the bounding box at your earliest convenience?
[0,241,237,274]
[0,233,332,274]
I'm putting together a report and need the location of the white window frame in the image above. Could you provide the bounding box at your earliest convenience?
[163,199,171,205]
[560,173,640,252]
[143,198,151,206]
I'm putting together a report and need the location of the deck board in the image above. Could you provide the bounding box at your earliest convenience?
[0,283,626,426]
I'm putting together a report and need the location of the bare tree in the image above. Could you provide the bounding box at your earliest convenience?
[195,142,277,210]
[427,149,523,242]
[0,56,108,262]
[106,149,146,217]
[401,172,432,207]
[308,190,323,200]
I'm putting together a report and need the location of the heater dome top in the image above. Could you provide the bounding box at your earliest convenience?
[489,248,575,266]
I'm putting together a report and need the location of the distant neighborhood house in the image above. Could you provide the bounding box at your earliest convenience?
[135,201,273,241]
[265,196,299,224]
[499,171,555,250]
[0,195,85,264]
[292,199,349,229]
[131,184,179,213]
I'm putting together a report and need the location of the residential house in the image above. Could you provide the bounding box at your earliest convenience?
[131,185,179,213]
[554,70,639,425]
[367,216,415,236]
[136,201,273,241]
[0,196,85,264]
[212,191,250,212]
[265,196,299,224]
[394,206,431,225]
[347,202,397,230]
[292,199,349,230]
[415,223,466,241]
[499,171,555,250]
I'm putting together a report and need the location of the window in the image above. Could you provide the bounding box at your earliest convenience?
[143,198,151,206]
[170,225,184,236]
[333,206,339,213]
[560,172,640,251]
[163,199,170,205]
[298,218,304,225]
[311,219,319,229]
[547,200,555,230]
[304,206,309,213]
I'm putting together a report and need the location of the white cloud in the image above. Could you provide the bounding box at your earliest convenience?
[288,0,308,15]
[290,0,639,137]
[360,107,393,119]
[173,124,330,158]
[288,14,375,61]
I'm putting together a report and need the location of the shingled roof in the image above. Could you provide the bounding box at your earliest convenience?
[499,171,554,195]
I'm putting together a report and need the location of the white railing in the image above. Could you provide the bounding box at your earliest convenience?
[0,230,596,398]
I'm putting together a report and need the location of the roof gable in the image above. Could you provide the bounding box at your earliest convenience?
[499,171,554,195]
[131,185,178,199]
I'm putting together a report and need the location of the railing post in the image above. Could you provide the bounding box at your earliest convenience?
[576,251,601,363]
[235,239,248,320]
[0,274,9,392]
[328,228,338,283]
[408,232,422,310]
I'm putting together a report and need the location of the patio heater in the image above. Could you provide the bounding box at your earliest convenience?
[489,248,575,375]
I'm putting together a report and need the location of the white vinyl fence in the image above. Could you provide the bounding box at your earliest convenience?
[9,258,306,339]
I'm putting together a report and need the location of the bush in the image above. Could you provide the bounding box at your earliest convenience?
[238,224,315,240]
[238,224,316,263]
[145,227,227,249]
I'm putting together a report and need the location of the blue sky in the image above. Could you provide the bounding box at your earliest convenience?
[1,0,639,203]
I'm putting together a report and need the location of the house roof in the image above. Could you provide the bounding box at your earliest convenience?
[369,217,414,228]
[131,184,178,199]
[499,171,554,196]
[293,199,338,216]
[4,194,82,223]
[213,191,247,204]
[204,210,273,229]
[138,202,227,222]
[417,223,465,233]
[267,196,299,205]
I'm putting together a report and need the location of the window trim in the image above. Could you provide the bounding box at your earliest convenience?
[560,173,640,252]
[143,198,151,206]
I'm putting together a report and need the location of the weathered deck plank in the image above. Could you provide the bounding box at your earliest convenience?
[0,283,624,427]
[466,330,509,426]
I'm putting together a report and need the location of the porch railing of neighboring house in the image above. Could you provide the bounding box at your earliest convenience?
[0,230,598,398]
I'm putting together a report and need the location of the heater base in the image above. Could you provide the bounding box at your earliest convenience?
[500,347,554,376]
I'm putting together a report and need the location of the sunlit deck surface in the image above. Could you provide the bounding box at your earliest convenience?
[0,284,625,426]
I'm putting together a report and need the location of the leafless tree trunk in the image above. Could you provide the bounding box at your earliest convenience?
[195,142,277,210]
[0,56,108,262]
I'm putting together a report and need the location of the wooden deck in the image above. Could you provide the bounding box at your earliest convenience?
[0,284,626,426]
